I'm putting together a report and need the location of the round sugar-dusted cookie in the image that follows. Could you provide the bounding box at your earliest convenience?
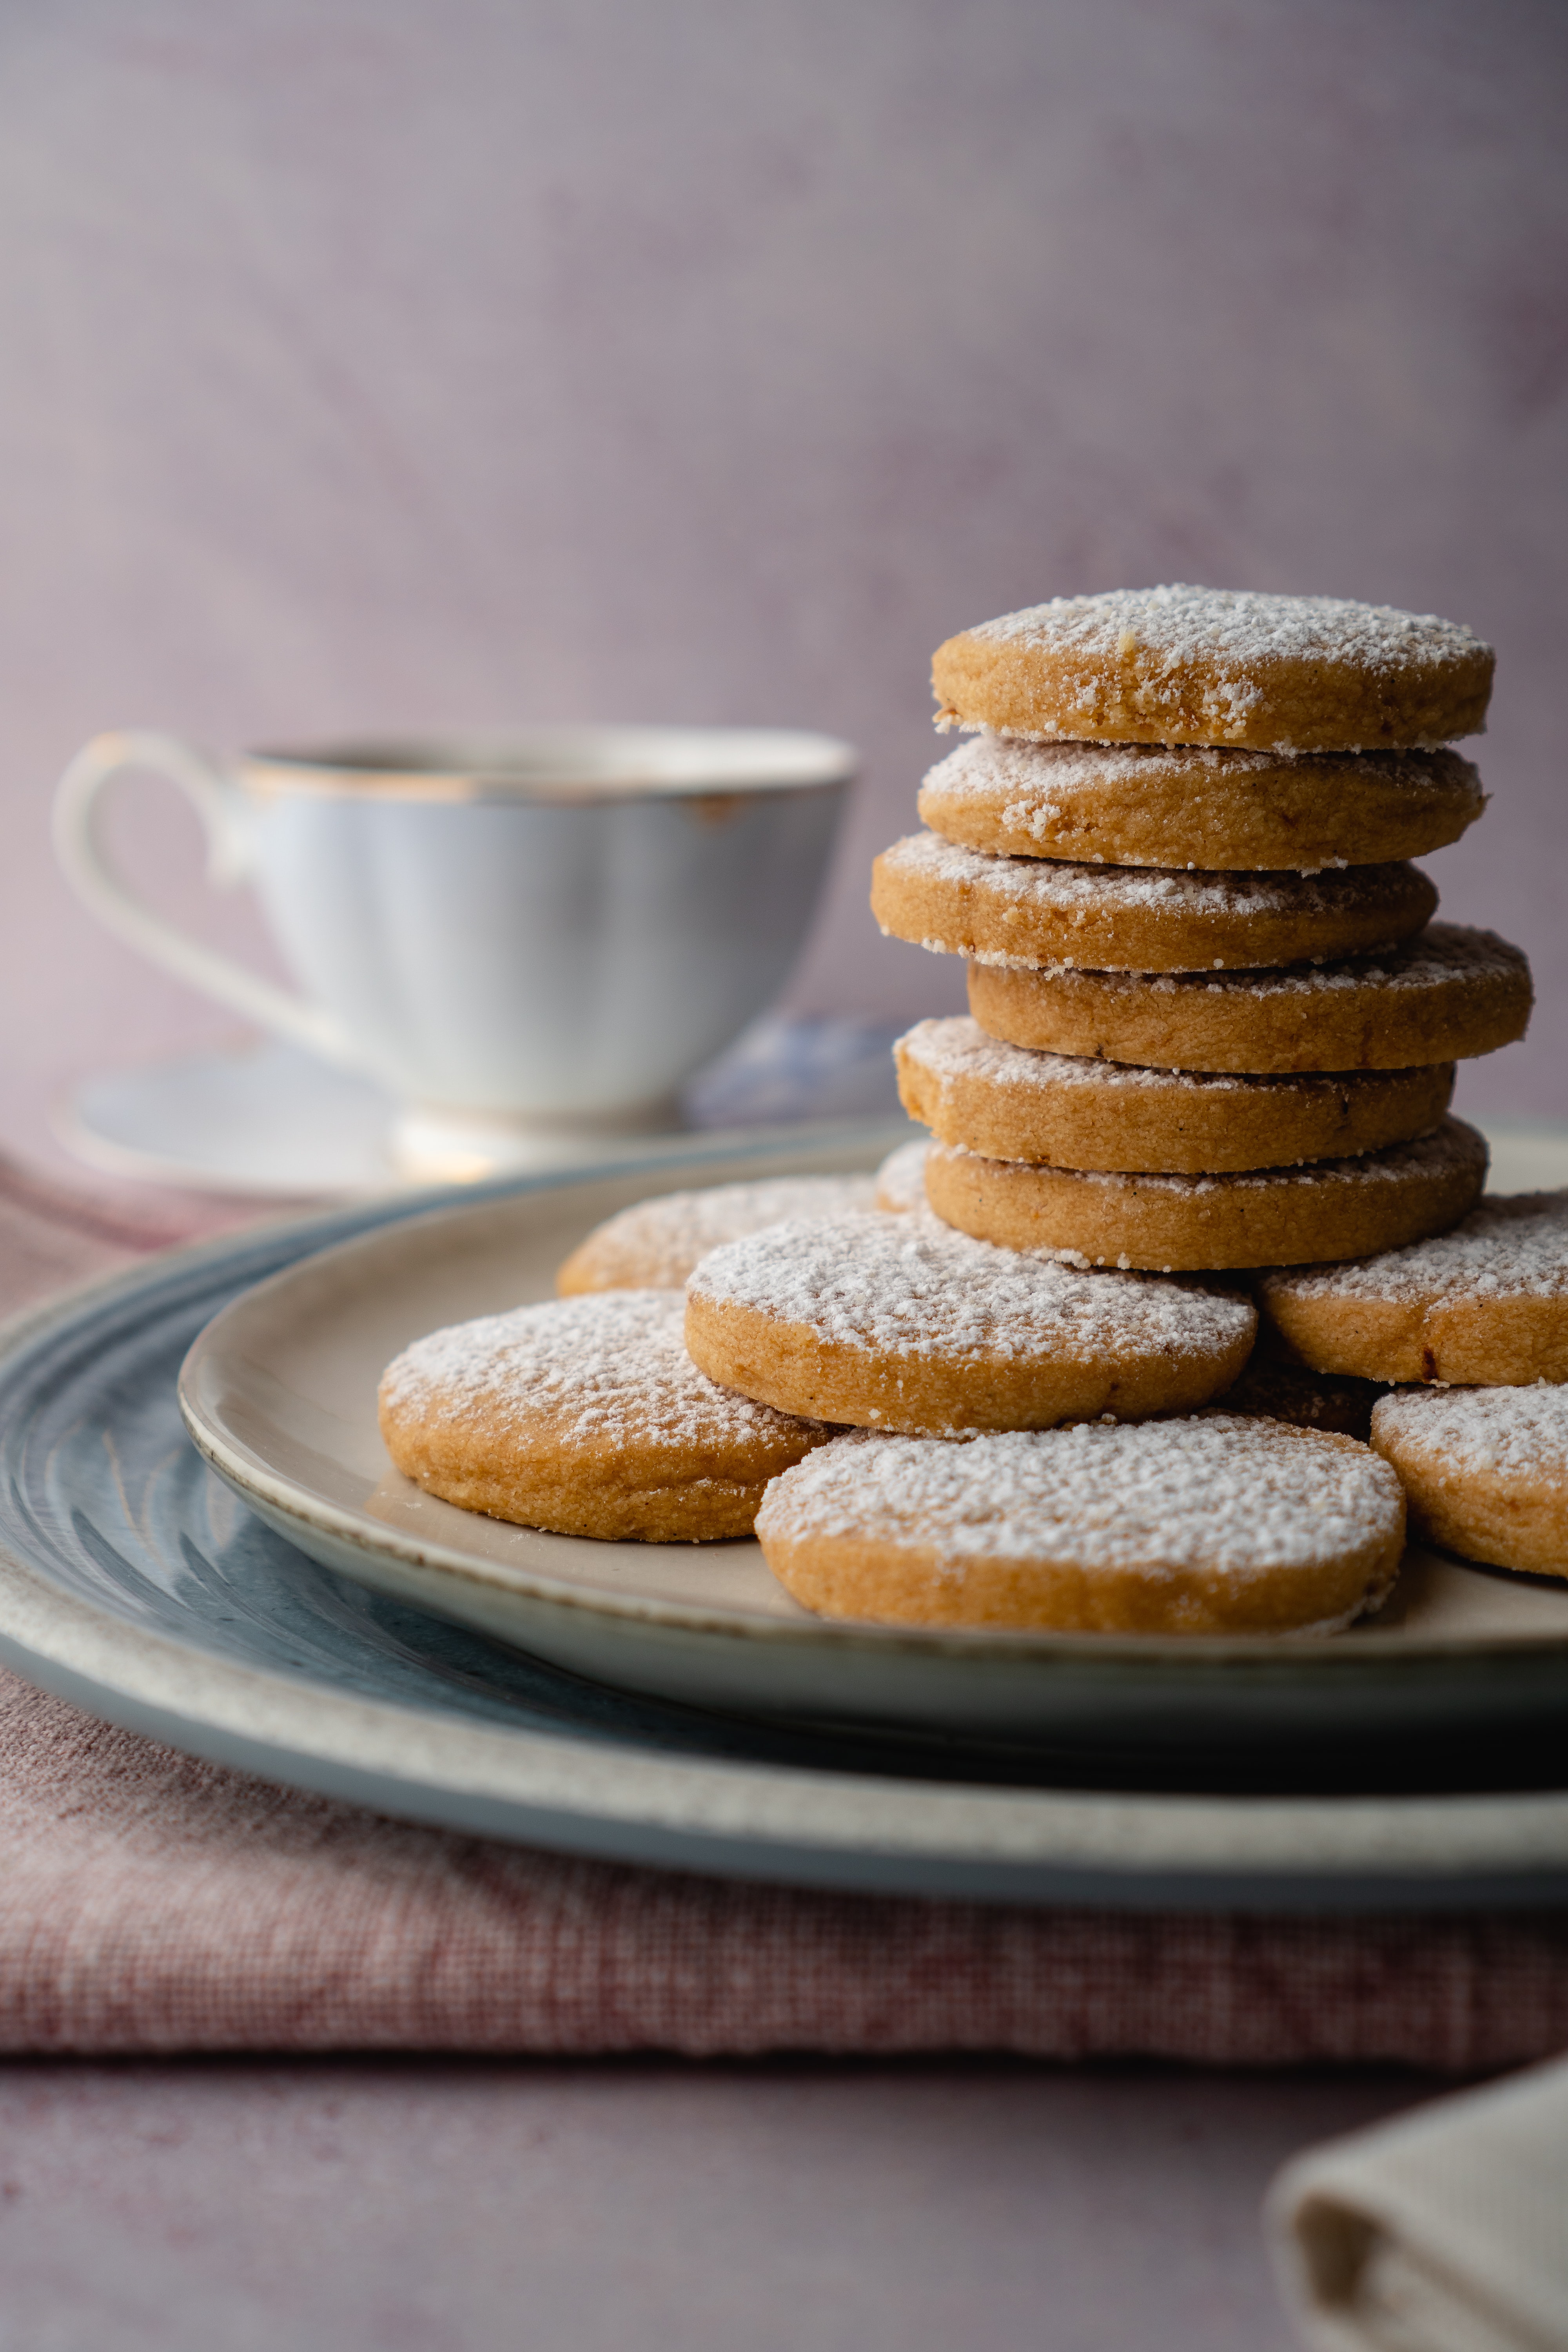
[379,1290,832,1542]
[1259,1192,1568,1386]
[895,1016,1453,1176]
[756,1418,1405,1633]
[931,586,1494,752]
[683,1212,1255,1437]
[556,1173,877,1294]
[874,1137,931,1214]
[968,924,1532,1074]
[919,735,1486,875]
[871,833,1435,975]
[923,1118,1488,1273]
[1371,1387,1568,1582]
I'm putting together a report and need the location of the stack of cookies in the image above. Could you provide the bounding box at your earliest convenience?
[873,585,1531,1274]
[379,587,1555,1647]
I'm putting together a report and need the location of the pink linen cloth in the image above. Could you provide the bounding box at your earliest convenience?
[2,1152,1567,2064]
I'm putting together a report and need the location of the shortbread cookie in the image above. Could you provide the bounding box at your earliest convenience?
[895,1017,1454,1175]
[556,1173,877,1294]
[1218,1329,1388,1442]
[968,924,1532,1074]
[684,1212,1255,1436]
[379,1290,832,1542]
[874,1137,931,1214]
[931,587,1494,751]
[756,1419,1404,1633]
[923,1117,1488,1272]
[872,833,1436,974]
[1370,1387,1568,1582]
[919,735,1486,874]
[1259,1192,1568,1386]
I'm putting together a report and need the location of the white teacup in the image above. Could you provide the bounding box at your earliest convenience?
[54,726,855,1174]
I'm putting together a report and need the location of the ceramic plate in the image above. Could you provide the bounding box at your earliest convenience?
[178,1125,1568,1755]
[5,1122,1568,1909]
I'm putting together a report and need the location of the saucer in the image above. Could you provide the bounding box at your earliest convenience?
[55,1017,907,1199]
[57,1040,401,1197]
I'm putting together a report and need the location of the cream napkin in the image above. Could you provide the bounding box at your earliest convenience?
[1269,2053,1568,2351]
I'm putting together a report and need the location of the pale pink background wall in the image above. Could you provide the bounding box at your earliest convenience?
[2,0,1565,1154]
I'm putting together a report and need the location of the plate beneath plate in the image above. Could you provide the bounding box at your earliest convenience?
[7,1125,1568,1909]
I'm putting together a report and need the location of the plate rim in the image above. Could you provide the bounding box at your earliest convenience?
[9,1490,1568,1911]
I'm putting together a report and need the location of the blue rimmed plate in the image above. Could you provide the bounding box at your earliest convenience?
[2,1120,1568,1909]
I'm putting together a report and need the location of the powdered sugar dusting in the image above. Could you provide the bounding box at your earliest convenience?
[381,1290,820,1451]
[975,587,1485,684]
[878,833,1426,964]
[563,1176,877,1289]
[1010,923,1525,1007]
[934,588,1492,750]
[874,1138,932,1212]
[687,1212,1253,1363]
[1265,1192,1568,1306]
[921,734,1485,865]
[1372,1384,1568,1479]
[975,585,1482,659]
[904,1015,1284,1097]
[757,1418,1403,1583]
[926,731,1483,797]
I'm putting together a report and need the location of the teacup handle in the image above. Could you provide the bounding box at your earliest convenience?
[53,731,358,1066]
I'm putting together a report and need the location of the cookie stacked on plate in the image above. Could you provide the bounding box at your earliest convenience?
[873,586,1532,1270]
[1257,1189,1568,1584]
[381,1147,1413,1638]
[376,587,1548,1644]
